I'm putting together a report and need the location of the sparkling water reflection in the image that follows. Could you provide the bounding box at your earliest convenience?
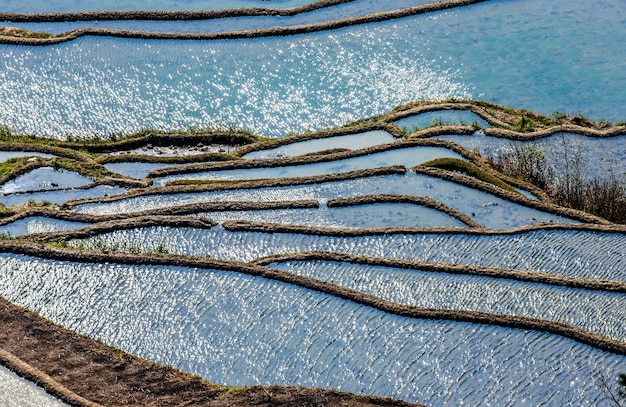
[0,253,623,406]
[0,365,67,407]
[78,172,576,229]
[1,0,624,137]
[154,146,463,184]
[194,202,467,229]
[73,227,626,282]
[270,260,626,341]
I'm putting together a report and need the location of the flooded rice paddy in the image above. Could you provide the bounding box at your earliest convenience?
[0,0,625,405]
[153,146,463,184]
[0,254,625,406]
[77,172,576,229]
[0,0,624,137]
[0,365,67,407]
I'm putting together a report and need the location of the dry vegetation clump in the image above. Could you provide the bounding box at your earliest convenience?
[483,139,626,223]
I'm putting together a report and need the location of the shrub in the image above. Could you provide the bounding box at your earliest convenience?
[483,138,626,223]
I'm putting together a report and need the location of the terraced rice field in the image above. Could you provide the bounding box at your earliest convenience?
[0,0,625,406]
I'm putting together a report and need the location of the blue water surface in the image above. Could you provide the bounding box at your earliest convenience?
[2,0,623,138]
[0,253,623,406]
[5,0,437,35]
[0,0,320,13]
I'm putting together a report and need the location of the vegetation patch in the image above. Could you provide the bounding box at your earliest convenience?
[420,157,518,193]
[483,141,626,223]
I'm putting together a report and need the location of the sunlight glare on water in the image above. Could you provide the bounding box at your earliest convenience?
[77,173,575,229]
[0,253,623,406]
[0,31,469,138]
[270,260,626,341]
[71,227,626,282]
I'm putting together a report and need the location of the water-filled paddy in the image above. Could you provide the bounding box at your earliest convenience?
[194,202,467,229]
[0,185,126,206]
[393,110,489,131]
[0,0,320,13]
[78,172,576,229]
[438,133,626,179]
[0,365,67,407]
[104,162,183,179]
[0,216,89,237]
[2,0,624,137]
[6,0,438,35]
[242,130,397,159]
[1,167,91,193]
[154,146,463,184]
[269,260,626,340]
[1,0,625,405]
[72,227,626,282]
[0,253,623,406]
[0,151,54,161]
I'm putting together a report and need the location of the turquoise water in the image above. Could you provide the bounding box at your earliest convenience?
[0,0,319,13]
[0,253,624,406]
[6,0,436,34]
[2,0,623,138]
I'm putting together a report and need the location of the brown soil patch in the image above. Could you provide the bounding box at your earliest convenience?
[0,298,421,406]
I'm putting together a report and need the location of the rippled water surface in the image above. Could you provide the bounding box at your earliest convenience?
[195,202,467,228]
[270,260,626,340]
[0,253,623,406]
[72,227,626,282]
[79,172,575,229]
[0,185,126,206]
[1,0,625,405]
[242,130,397,159]
[0,216,89,236]
[7,0,437,34]
[0,0,320,13]
[0,365,67,407]
[155,146,463,184]
[2,0,623,137]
